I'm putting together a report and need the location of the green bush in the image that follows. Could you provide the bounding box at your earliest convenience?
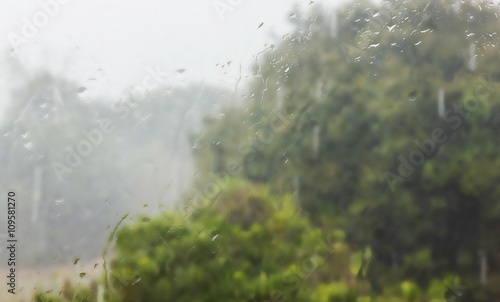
[33,279,97,302]
[105,180,355,302]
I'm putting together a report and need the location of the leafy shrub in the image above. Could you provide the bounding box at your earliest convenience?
[105,180,355,302]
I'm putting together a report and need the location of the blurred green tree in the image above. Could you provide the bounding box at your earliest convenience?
[191,0,500,297]
[105,180,357,302]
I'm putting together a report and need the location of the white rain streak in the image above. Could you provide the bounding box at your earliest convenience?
[438,87,445,118]
[32,165,43,224]
[479,250,488,286]
[468,43,477,71]
[312,125,320,159]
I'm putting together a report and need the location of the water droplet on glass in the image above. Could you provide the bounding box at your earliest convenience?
[132,278,142,285]
[408,90,419,102]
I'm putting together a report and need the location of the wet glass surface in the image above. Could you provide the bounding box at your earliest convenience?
[0,0,499,301]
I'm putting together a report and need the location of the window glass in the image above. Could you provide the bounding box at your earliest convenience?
[1,0,499,301]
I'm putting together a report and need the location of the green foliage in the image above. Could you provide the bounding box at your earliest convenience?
[191,0,500,297]
[312,282,357,302]
[400,280,420,302]
[32,180,483,302]
[105,180,355,302]
[33,280,97,302]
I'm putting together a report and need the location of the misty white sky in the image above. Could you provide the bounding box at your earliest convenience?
[0,0,350,121]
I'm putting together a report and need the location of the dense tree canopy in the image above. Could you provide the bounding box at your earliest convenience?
[190,0,500,297]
